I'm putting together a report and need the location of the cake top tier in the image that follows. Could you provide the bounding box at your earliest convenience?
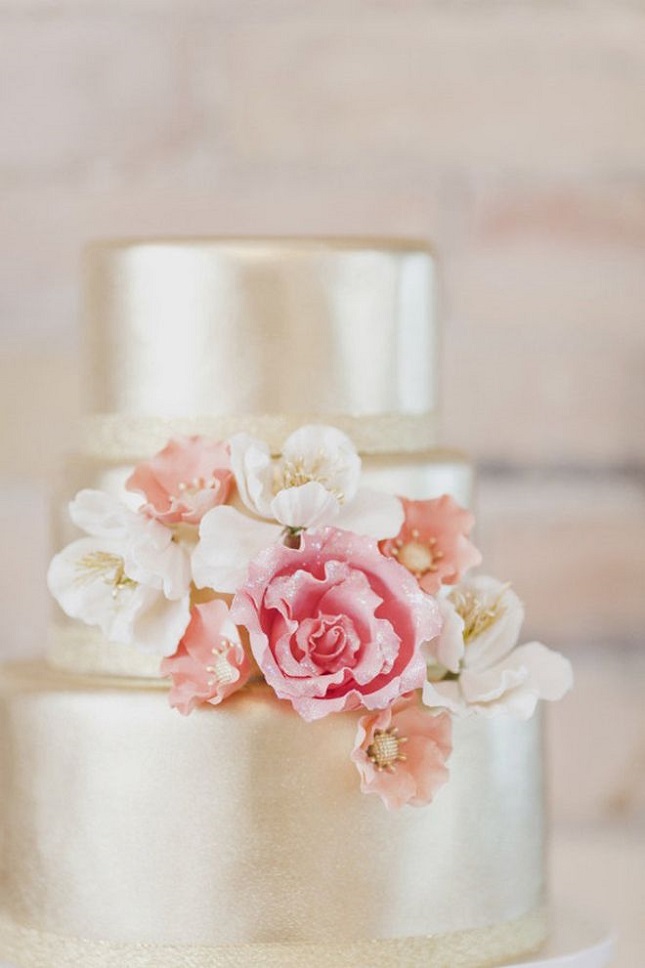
[84,238,437,430]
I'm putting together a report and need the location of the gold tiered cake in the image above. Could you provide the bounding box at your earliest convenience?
[0,239,572,968]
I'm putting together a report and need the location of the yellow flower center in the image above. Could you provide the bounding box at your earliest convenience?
[366,727,408,773]
[449,585,509,644]
[390,529,444,579]
[75,551,137,598]
[276,453,345,503]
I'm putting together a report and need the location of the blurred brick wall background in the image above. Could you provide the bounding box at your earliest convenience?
[0,2,644,958]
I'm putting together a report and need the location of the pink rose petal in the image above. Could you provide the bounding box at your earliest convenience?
[231,528,442,721]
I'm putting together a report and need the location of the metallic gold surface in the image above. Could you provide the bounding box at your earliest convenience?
[79,412,438,460]
[47,626,166,679]
[0,664,545,948]
[364,449,473,504]
[0,906,547,968]
[84,238,437,422]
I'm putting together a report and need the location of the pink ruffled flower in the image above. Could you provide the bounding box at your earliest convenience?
[231,528,441,722]
[160,600,251,715]
[127,436,233,525]
[380,495,482,595]
[351,695,452,810]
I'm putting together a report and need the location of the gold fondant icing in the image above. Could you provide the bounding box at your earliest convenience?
[0,664,545,955]
[78,412,439,461]
[84,238,437,423]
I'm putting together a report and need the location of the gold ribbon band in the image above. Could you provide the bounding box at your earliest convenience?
[47,626,166,680]
[46,626,268,685]
[0,907,546,968]
[79,411,438,461]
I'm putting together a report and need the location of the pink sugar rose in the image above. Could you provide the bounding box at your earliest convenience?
[161,600,251,715]
[127,435,233,525]
[380,494,482,595]
[231,528,442,722]
[351,695,452,810]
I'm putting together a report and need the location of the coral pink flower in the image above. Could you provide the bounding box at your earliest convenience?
[161,600,250,715]
[380,495,481,595]
[231,528,441,722]
[127,436,233,525]
[351,695,452,810]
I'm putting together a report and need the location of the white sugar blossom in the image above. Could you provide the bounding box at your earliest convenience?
[47,537,191,656]
[422,576,573,719]
[47,490,192,656]
[69,489,193,600]
[192,425,404,594]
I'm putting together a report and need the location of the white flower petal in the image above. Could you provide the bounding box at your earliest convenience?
[127,587,192,656]
[334,488,404,540]
[47,537,154,646]
[47,529,190,655]
[459,577,525,672]
[47,534,191,657]
[229,433,274,517]
[458,641,573,719]
[101,589,145,645]
[422,678,467,715]
[69,489,136,538]
[193,505,282,593]
[47,536,127,626]
[460,663,528,705]
[465,684,542,719]
[270,481,340,529]
[422,575,573,720]
[126,520,192,600]
[282,424,362,504]
[502,641,574,702]
[424,597,465,674]
[67,490,194,600]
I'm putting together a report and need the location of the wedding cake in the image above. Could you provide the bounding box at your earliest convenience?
[0,238,572,968]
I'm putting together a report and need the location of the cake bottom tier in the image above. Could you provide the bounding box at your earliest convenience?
[0,663,546,967]
[0,906,547,968]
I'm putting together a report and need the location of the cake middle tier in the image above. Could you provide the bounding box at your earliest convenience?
[0,663,544,947]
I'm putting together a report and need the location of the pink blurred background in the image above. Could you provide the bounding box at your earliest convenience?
[0,3,643,962]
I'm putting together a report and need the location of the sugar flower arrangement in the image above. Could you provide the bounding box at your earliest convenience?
[48,427,573,811]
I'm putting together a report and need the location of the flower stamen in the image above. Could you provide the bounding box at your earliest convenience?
[367,726,408,773]
[206,638,238,687]
[390,532,444,579]
[177,476,220,497]
[75,551,137,598]
[276,451,345,503]
[449,584,510,643]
